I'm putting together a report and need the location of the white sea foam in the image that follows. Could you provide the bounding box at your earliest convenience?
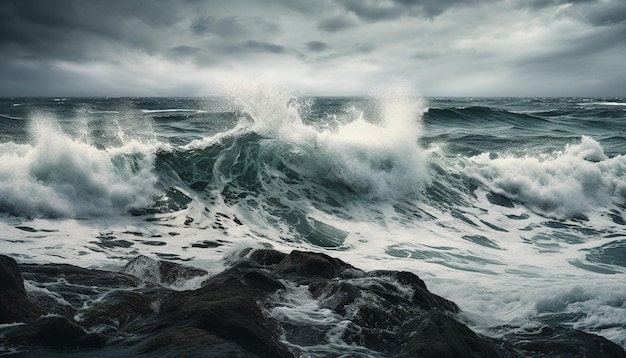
[581,102,626,106]
[227,83,430,199]
[0,114,159,218]
[140,109,207,114]
[266,281,380,356]
[435,278,626,347]
[464,136,626,218]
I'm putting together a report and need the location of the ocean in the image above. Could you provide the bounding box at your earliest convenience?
[1,87,625,353]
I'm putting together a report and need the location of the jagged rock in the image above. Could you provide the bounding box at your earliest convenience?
[122,254,208,286]
[250,248,288,266]
[5,315,105,349]
[159,259,209,285]
[18,261,147,324]
[82,290,154,328]
[401,311,507,358]
[140,327,260,358]
[159,278,294,358]
[255,250,501,357]
[0,255,40,323]
[275,249,357,281]
[368,270,459,312]
[203,259,285,297]
[305,271,465,356]
[19,262,143,288]
[0,255,26,293]
[508,326,626,358]
[1,250,625,358]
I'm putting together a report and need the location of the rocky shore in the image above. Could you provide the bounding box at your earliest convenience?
[1,250,625,357]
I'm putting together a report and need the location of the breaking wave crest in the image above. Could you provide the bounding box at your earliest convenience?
[464,136,626,219]
[0,114,159,218]
[178,85,430,201]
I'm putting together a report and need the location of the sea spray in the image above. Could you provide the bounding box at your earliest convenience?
[0,113,159,217]
[463,136,626,218]
[155,85,433,251]
[226,84,431,199]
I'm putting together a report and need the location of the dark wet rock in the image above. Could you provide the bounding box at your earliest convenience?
[275,249,358,282]
[20,262,143,288]
[159,279,293,358]
[261,250,497,357]
[122,254,208,286]
[140,327,260,358]
[0,255,40,323]
[368,270,459,312]
[82,290,154,328]
[159,259,208,285]
[401,311,506,358]
[508,326,626,358]
[250,248,288,266]
[5,315,104,349]
[305,273,463,356]
[1,250,625,358]
[18,262,147,324]
[309,280,361,313]
[204,259,285,297]
[2,254,291,357]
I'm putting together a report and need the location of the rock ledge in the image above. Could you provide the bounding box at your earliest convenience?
[1,251,624,358]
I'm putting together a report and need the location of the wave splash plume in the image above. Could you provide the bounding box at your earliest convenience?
[0,112,158,218]
[465,135,626,219]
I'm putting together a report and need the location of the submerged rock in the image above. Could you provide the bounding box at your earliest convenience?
[0,251,624,358]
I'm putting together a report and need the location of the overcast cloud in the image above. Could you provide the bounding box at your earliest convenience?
[0,0,624,96]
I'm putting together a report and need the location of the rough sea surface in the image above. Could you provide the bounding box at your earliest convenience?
[1,87,625,354]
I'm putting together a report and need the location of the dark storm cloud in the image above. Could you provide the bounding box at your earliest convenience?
[334,0,490,21]
[240,41,286,54]
[519,23,626,67]
[306,41,329,52]
[0,0,179,42]
[335,0,405,21]
[521,0,626,26]
[317,16,358,33]
[190,16,280,38]
[523,0,598,10]
[302,42,375,65]
[0,59,68,96]
[581,1,626,26]
[0,0,624,96]
[512,0,626,66]
[0,0,180,62]
[217,40,293,58]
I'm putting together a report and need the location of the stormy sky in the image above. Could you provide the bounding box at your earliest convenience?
[1,0,625,97]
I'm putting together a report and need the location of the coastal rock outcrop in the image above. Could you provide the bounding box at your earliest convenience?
[250,249,504,357]
[0,255,41,324]
[0,252,624,358]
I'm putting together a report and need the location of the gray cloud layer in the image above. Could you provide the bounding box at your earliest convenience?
[0,0,624,96]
